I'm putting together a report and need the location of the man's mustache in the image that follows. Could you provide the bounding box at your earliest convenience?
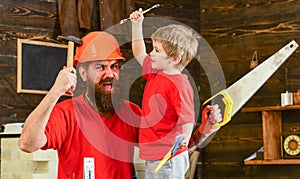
[97,77,114,85]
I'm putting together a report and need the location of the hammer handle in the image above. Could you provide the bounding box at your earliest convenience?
[67,41,74,67]
[66,41,75,95]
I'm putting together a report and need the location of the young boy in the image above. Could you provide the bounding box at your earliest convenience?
[130,9,201,178]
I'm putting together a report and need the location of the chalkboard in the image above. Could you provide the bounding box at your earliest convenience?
[17,39,68,94]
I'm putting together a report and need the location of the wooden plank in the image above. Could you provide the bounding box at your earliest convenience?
[0,22,61,58]
[0,0,58,29]
[243,105,300,112]
[245,159,300,165]
[199,164,300,178]
[200,123,263,161]
[200,0,300,34]
[262,111,282,160]
[135,0,200,31]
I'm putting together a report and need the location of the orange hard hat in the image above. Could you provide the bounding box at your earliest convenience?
[74,31,125,66]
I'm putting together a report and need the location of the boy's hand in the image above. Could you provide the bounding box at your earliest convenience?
[176,134,188,149]
[199,104,222,135]
[130,8,144,24]
[188,105,222,149]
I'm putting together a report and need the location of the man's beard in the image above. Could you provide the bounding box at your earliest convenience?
[91,78,123,114]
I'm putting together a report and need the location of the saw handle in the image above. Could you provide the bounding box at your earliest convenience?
[202,90,233,128]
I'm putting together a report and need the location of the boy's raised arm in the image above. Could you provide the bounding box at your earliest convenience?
[130,9,148,66]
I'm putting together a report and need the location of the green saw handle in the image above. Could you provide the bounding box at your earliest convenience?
[202,90,233,128]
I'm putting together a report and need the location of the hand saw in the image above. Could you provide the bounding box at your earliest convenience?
[155,136,184,172]
[195,40,298,149]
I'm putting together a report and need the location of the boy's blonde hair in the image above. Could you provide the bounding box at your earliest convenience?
[151,24,200,69]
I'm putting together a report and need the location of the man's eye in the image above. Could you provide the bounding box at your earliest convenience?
[96,65,104,70]
[112,63,120,70]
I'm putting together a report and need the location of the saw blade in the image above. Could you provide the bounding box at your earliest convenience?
[227,40,298,117]
[196,40,298,148]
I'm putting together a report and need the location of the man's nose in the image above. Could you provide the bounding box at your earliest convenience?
[103,68,114,78]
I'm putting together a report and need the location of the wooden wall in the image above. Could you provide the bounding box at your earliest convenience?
[1,0,300,178]
[0,0,60,123]
[198,0,300,178]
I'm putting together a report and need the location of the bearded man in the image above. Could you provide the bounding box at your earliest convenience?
[18,31,141,179]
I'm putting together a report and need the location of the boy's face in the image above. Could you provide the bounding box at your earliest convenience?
[150,41,176,72]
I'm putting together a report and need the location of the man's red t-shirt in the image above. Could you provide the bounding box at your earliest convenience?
[42,94,141,178]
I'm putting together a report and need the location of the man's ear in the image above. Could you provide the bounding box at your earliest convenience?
[173,55,182,64]
[78,66,87,82]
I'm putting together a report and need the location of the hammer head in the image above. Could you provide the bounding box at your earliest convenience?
[57,35,82,45]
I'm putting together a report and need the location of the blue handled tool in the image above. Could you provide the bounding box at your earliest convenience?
[155,136,184,172]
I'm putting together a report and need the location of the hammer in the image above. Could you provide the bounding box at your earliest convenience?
[57,35,82,95]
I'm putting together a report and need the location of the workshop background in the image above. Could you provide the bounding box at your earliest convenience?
[1,0,300,178]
